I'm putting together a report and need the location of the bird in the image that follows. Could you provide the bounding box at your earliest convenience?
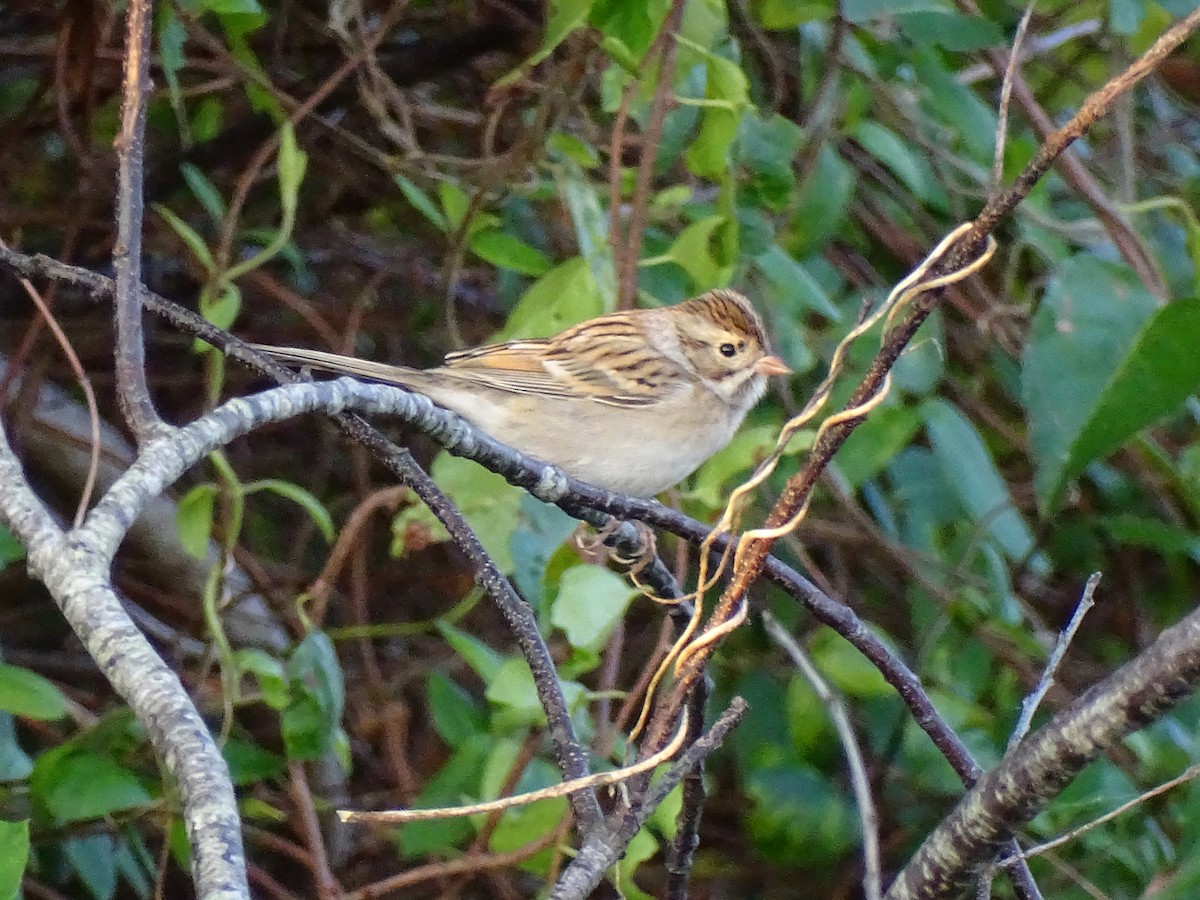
[250,289,790,496]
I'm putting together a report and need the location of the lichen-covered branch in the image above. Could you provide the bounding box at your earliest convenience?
[0,425,246,898]
[885,603,1200,899]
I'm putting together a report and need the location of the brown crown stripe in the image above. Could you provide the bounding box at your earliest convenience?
[686,290,766,342]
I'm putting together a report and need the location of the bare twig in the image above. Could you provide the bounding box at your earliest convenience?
[288,761,343,900]
[0,239,101,528]
[551,697,748,900]
[608,0,688,309]
[763,612,881,900]
[112,0,163,442]
[1014,762,1200,862]
[991,3,1034,195]
[1009,573,1101,749]
[885,602,1200,899]
[663,679,710,900]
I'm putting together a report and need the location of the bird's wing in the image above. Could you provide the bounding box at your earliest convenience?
[440,332,678,407]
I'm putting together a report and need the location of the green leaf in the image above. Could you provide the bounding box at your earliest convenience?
[511,495,578,609]
[754,244,841,320]
[190,97,224,143]
[200,0,263,12]
[791,145,854,256]
[485,659,587,729]
[0,664,68,720]
[590,0,667,57]
[679,0,728,54]
[469,230,552,275]
[485,659,545,726]
[495,0,596,87]
[687,424,801,508]
[276,123,308,219]
[1067,297,1200,495]
[64,834,116,900]
[493,256,605,342]
[834,404,921,490]
[424,453,523,573]
[245,479,335,543]
[852,121,944,209]
[895,11,1004,50]
[893,319,946,396]
[912,48,997,161]
[35,753,152,823]
[0,819,28,899]
[550,564,638,655]
[1021,257,1161,509]
[235,649,289,709]
[394,175,448,232]
[737,111,804,210]
[158,7,187,115]
[180,163,227,223]
[222,738,285,785]
[439,181,470,232]
[1098,515,1200,561]
[0,526,24,566]
[435,622,506,684]
[199,281,242,333]
[282,632,345,762]
[397,737,491,857]
[614,828,661,900]
[154,204,215,273]
[547,132,600,169]
[662,215,732,289]
[427,673,487,745]
[485,754,567,868]
[755,0,832,29]
[809,629,893,698]
[1110,0,1148,35]
[685,53,749,179]
[556,161,617,307]
[0,713,32,781]
[843,0,942,22]
[175,484,216,561]
[745,762,857,863]
[922,398,1042,569]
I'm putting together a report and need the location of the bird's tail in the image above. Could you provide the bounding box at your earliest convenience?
[247,344,417,387]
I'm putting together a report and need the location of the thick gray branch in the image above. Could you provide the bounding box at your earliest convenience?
[0,427,246,898]
[886,603,1200,899]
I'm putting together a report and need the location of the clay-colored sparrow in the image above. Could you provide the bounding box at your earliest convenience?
[251,289,789,496]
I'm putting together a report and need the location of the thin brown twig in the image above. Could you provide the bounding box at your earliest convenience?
[344,825,564,900]
[962,0,1179,297]
[608,0,688,309]
[306,485,409,622]
[288,761,343,900]
[0,238,102,528]
[243,270,343,348]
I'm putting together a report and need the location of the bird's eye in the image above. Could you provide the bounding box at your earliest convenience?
[719,342,737,357]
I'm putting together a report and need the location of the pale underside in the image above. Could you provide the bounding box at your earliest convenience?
[407,367,745,496]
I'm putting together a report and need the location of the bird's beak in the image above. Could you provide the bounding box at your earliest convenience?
[754,355,792,377]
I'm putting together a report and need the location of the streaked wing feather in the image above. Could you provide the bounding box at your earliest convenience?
[439,326,667,407]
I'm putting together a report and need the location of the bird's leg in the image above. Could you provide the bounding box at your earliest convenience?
[574,519,659,576]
